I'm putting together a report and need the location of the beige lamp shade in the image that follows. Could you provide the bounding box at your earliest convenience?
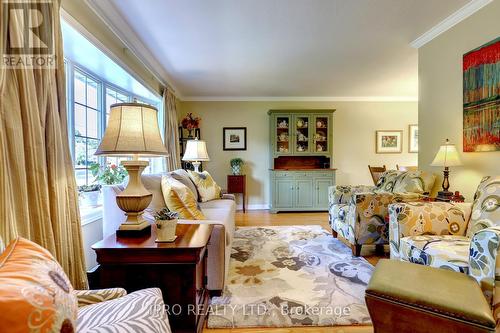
[182,138,210,161]
[430,139,462,167]
[95,103,168,156]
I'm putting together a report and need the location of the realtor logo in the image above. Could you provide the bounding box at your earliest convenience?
[2,0,55,68]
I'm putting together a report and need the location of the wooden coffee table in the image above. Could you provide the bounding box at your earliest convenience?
[91,223,213,333]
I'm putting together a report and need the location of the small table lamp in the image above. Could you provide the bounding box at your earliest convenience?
[430,139,462,200]
[95,103,168,235]
[182,138,210,172]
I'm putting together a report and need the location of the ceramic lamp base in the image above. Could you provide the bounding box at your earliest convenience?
[116,224,151,237]
[191,161,201,172]
[116,159,153,235]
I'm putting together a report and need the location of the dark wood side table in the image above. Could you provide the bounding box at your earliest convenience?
[227,175,246,212]
[91,223,213,333]
[421,191,465,203]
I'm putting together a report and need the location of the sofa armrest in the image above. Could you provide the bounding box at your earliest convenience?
[469,226,500,307]
[328,185,375,205]
[389,202,472,259]
[221,193,235,201]
[74,288,127,307]
[178,220,229,291]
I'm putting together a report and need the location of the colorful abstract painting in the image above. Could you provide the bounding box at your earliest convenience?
[463,37,500,152]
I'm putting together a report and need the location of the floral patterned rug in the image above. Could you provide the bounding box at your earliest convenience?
[207,225,373,328]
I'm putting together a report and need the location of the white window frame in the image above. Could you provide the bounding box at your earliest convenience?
[65,59,163,187]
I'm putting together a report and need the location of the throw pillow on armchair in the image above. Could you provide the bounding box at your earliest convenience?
[0,237,78,333]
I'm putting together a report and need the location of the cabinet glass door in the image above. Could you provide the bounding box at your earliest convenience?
[275,115,290,154]
[313,115,329,153]
[294,115,310,153]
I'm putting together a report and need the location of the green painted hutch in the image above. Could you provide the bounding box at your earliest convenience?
[268,109,336,213]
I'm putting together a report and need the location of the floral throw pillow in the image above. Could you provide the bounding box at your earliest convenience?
[0,237,77,333]
[466,176,500,238]
[374,170,403,193]
[392,170,436,194]
[187,170,223,202]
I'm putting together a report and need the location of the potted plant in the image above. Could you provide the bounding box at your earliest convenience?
[230,158,244,175]
[89,163,128,220]
[154,208,179,242]
[89,162,128,185]
[181,113,201,138]
[78,184,102,207]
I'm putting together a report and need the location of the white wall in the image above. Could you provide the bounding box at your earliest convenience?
[180,100,418,209]
[418,0,500,200]
[81,217,103,270]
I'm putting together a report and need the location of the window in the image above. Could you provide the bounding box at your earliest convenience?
[73,70,102,186]
[62,20,162,188]
[66,62,162,187]
[105,87,129,126]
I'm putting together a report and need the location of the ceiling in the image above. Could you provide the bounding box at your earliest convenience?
[61,20,159,101]
[96,0,473,99]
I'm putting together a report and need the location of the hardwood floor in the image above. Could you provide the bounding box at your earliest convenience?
[203,210,385,333]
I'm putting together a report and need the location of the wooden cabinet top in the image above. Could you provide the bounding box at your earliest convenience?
[267,109,335,115]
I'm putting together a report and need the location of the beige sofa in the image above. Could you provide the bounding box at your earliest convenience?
[102,170,236,292]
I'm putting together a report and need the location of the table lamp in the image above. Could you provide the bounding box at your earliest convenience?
[430,139,462,200]
[182,138,210,172]
[95,102,168,235]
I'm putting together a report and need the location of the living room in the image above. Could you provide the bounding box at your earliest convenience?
[0,0,499,333]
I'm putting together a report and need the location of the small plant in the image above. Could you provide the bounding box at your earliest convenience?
[230,158,244,167]
[154,208,178,221]
[230,158,244,175]
[89,163,128,185]
[154,208,179,241]
[78,184,102,192]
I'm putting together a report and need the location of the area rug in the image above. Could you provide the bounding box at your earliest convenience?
[207,225,373,328]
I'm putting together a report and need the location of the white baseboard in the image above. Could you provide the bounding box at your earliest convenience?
[236,204,270,211]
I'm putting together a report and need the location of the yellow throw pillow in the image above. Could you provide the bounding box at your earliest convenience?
[0,237,77,333]
[161,176,206,220]
[187,170,223,202]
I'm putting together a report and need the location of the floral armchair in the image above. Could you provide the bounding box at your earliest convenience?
[328,170,436,256]
[389,176,500,322]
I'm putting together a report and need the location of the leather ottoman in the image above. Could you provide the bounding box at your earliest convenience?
[365,259,496,333]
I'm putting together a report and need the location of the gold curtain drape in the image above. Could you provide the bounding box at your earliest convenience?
[0,0,88,288]
[163,88,181,171]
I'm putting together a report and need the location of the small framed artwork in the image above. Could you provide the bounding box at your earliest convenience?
[223,127,247,150]
[408,124,418,153]
[376,130,403,153]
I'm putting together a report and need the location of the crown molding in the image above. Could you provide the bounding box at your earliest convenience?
[410,0,493,48]
[181,96,418,102]
[60,9,159,99]
[84,0,181,96]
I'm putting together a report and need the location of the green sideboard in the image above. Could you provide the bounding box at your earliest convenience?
[268,109,336,213]
[270,169,336,213]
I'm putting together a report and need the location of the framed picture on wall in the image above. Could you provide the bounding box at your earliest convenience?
[223,127,247,150]
[376,130,402,153]
[408,124,418,153]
